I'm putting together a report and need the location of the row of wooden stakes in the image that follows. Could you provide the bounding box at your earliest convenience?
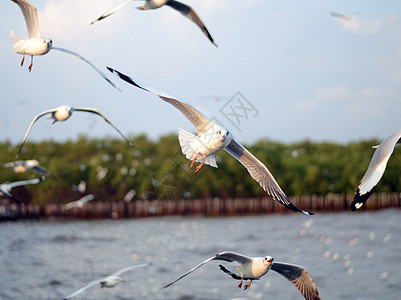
[1,193,400,220]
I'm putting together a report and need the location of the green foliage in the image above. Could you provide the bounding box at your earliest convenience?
[0,135,400,205]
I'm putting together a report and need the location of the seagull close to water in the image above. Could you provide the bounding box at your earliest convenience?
[350,129,401,211]
[162,251,320,300]
[90,0,217,47]
[63,263,152,299]
[17,105,132,157]
[9,0,119,90]
[64,194,95,210]
[1,159,51,177]
[0,176,45,203]
[108,67,313,215]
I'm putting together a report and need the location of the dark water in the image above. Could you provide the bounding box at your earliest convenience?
[0,209,400,300]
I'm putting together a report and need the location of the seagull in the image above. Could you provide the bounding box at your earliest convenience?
[162,251,321,300]
[1,159,51,177]
[107,67,313,215]
[64,194,95,210]
[17,105,132,157]
[350,129,401,211]
[63,263,152,299]
[330,11,360,22]
[90,0,217,47]
[10,0,119,90]
[0,176,45,203]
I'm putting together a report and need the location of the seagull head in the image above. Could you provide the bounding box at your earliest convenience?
[217,128,230,141]
[263,256,274,266]
[44,38,53,52]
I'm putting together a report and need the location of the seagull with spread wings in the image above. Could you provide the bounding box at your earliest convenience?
[17,105,132,157]
[2,159,51,177]
[90,0,217,47]
[108,67,313,215]
[64,194,95,210]
[9,0,119,90]
[63,263,152,299]
[162,251,320,300]
[0,176,45,203]
[350,128,401,211]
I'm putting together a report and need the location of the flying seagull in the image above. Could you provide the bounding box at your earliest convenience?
[17,105,132,157]
[1,159,51,177]
[90,0,217,47]
[0,176,45,203]
[350,128,401,211]
[162,251,321,300]
[107,67,313,215]
[65,194,95,210]
[10,0,119,90]
[64,263,152,299]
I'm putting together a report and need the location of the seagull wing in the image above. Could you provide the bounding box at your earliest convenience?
[165,0,217,47]
[90,0,133,24]
[63,280,100,300]
[11,0,41,38]
[112,263,152,277]
[351,128,401,210]
[162,251,251,288]
[1,161,18,168]
[51,47,120,91]
[107,67,214,135]
[8,176,45,189]
[77,194,95,205]
[73,108,131,145]
[271,262,321,300]
[224,139,313,215]
[65,200,78,210]
[0,187,22,203]
[17,109,56,157]
[31,165,51,177]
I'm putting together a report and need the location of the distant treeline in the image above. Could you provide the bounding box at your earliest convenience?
[1,134,400,205]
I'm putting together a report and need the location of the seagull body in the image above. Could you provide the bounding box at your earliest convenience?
[1,159,51,177]
[90,0,217,46]
[108,68,313,215]
[17,105,132,157]
[162,251,321,300]
[0,176,45,203]
[65,194,95,210]
[10,0,119,89]
[351,128,401,211]
[64,263,151,299]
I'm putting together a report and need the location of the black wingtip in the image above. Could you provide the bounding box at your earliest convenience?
[350,187,376,211]
[107,67,149,92]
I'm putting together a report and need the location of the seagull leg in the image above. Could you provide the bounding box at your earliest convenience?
[237,269,244,288]
[195,155,206,173]
[244,280,253,290]
[20,53,25,66]
[190,153,199,168]
[28,55,33,72]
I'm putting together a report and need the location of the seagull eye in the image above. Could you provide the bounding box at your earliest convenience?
[218,130,221,135]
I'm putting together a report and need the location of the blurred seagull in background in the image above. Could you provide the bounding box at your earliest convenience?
[350,128,401,211]
[9,0,119,90]
[2,159,51,177]
[64,194,95,210]
[0,176,45,203]
[63,263,152,299]
[17,105,132,157]
[162,251,321,300]
[330,11,360,22]
[90,0,217,47]
[107,67,313,215]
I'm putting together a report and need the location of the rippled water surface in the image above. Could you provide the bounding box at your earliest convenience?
[0,209,400,300]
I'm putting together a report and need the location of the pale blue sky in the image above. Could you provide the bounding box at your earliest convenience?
[1,0,400,146]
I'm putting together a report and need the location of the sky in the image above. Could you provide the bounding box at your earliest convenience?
[0,0,400,147]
